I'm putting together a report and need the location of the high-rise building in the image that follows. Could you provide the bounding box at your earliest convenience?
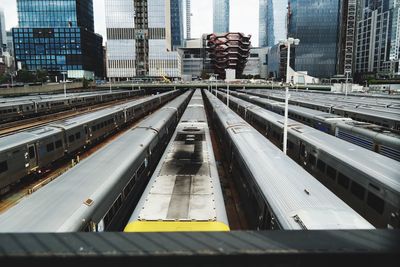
[186,0,191,39]
[213,0,229,33]
[259,0,288,47]
[288,0,341,78]
[0,8,6,51]
[355,0,400,76]
[171,0,184,48]
[13,0,103,79]
[105,0,181,78]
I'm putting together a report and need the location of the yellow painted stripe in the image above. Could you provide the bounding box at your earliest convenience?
[124,221,230,232]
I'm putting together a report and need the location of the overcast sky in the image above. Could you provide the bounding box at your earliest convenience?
[0,0,259,46]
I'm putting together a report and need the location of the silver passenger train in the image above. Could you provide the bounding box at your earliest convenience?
[125,90,229,232]
[0,90,144,122]
[0,91,192,232]
[216,91,399,228]
[241,89,400,130]
[204,90,374,230]
[0,90,180,195]
[224,90,400,161]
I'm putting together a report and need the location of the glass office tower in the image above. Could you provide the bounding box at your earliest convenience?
[213,0,229,33]
[288,0,341,78]
[259,0,287,47]
[105,0,181,78]
[171,0,184,48]
[13,0,103,78]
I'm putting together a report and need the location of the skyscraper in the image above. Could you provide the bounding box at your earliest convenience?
[259,0,288,47]
[355,0,400,76]
[13,0,103,78]
[288,0,341,78]
[0,8,6,50]
[186,0,191,39]
[171,0,184,48]
[213,0,229,33]
[105,0,181,78]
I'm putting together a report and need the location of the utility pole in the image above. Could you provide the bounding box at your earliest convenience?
[283,86,290,155]
[227,84,230,106]
[63,72,66,98]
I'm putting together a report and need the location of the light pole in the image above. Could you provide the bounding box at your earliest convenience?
[109,77,112,93]
[345,70,350,97]
[279,38,299,155]
[62,72,67,98]
[279,37,300,85]
[227,83,230,107]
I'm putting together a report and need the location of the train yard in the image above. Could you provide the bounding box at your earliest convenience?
[0,87,398,261]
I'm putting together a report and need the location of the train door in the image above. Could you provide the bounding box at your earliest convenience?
[84,125,90,141]
[27,144,38,170]
[299,141,307,167]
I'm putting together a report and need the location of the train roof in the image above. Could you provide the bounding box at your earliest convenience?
[0,126,156,232]
[224,93,400,195]
[0,126,62,153]
[207,91,374,230]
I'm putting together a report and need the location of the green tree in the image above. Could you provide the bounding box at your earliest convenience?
[16,69,35,83]
[36,69,48,83]
[0,73,10,84]
[82,77,90,88]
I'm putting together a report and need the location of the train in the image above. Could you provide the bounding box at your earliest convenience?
[0,91,192,232]
[0,89,144,122]
[203,90,374,230]
[215,90,399,228]
[125,89,229,232]
[240,89,400,130]
[223,90,400,161]
[0,90,181,195]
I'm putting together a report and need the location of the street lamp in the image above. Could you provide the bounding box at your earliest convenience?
[279,37,300,85]
[62,71,67,98]
[278,38,299,155]
[345,70,351,97]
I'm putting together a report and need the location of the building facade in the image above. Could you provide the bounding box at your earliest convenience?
[355,0,400,76]
[171,0,184,48]
[259,0,288,47]
[288,0,341,78]
[13,0,103,79]
[213,0,229,33]
[0,8,6,51]
[105,0,181,78]
[186,0,191,39]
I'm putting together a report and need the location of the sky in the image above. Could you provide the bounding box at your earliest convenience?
[0,0,259,46]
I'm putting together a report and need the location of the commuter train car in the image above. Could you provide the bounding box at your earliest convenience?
[216,91,399,228]
[0,91,192,232]
[241,89,400,129]
[0,90,144,122]
[0,90,180,195]
[227,90,400,161]
[204,90,374,230]
[125,90,229,232]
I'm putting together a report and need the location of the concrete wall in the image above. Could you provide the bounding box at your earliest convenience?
[0,82,83,96]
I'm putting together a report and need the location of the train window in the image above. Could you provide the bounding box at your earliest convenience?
[288,140,294,150]
[317,159,325,172]
[55,140,63,148]
[28,146,35,159]
[91,126,96,132]
[0,161,8,173]
[69,135,75,143]
[308,154,316,166]
[326,165,336,180]
[338,173,350,189]
[137,161,146,176]
[369,183,380,191]
[351,181,365,200]
[75,132,81,140]
[367,192,384,214]
[46,143,54,152]
[300,144,305,156]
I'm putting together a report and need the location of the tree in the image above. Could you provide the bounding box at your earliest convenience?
[0,73,10,84]
[82,77,90,88]
[16,69,35,83]
[36,69,48,83]
[201,70,210,80]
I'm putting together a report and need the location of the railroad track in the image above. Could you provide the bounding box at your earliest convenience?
[0,96,143,136]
